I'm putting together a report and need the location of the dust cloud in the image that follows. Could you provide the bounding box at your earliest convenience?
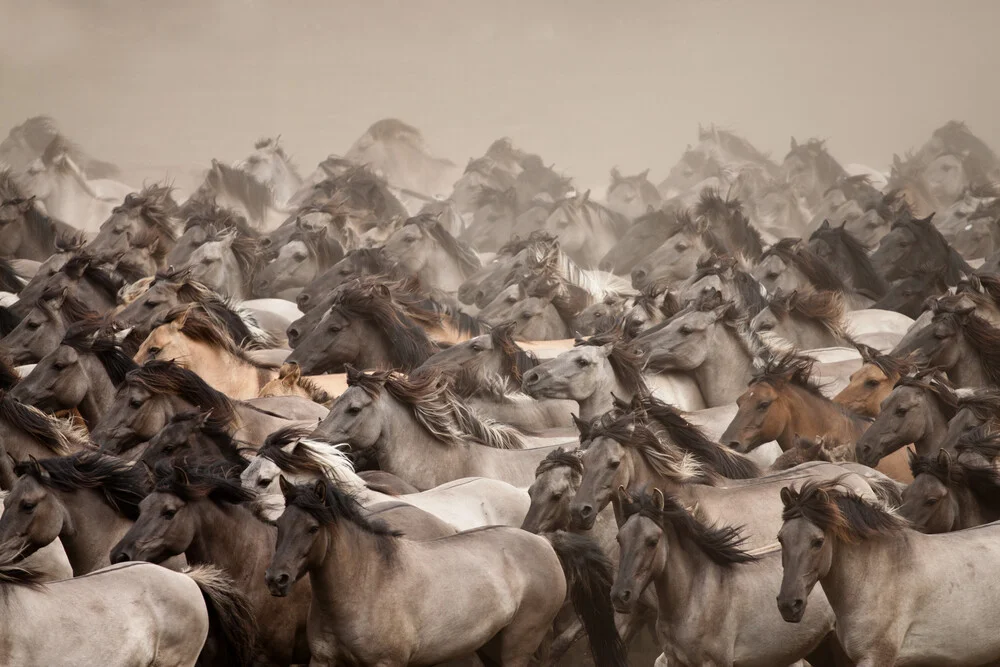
[2,0,998,188]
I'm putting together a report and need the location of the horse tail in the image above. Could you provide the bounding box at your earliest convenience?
[186,565,259,667]
[547,531,628,667]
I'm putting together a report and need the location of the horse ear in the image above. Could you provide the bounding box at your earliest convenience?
[610,167,622,182]
[617,485,629,504]
[936,448,952,469]
[281,362,302,385]
[639,168,650,181]
[779,486,795,508]
[652,487,665,511]
[147,236,160,253]
[790,137,798,151]
[46,286,69,309]
[582,189,591,203]
[139,461,156,486]
[172,306,192,330]
[571,413,589,438]
[195,410,212,428]
[27,455,49,481]
[345,364,363,385]
[313,479,327,502]
[278,475,293,497]
[599,342,614,357]
[819,219,830,230]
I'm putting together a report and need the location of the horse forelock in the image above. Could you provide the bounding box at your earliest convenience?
[781,478,907,543]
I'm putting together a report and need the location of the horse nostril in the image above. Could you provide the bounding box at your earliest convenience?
[297,294,310,306]
[275,573,289,586]
[792,598,804,610]
[726,440,741,449]
[578,504,594,519]
[523,370,539,386]
[112,551,131,564]
[619,590,632,602]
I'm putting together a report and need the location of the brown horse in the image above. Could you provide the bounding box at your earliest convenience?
[834,343,914,417]
[265,478,627,667]
[900,449,1000,533]
[720,353,869,456]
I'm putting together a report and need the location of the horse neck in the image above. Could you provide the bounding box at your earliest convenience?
[308,521,399,621]
[57,487,134,575]
[821,532,913,623]
[653,523,721,625]
[187,499,274,589]
[43,169,95,220]
[949,336,992,388]
[953,485,989,530]
[577,359,627,420]
[915,396,953,454]
[776,386,858,451]
[354,325,400,371]
[376,397,472,489]
[182,338,269,397]
[696,323,754,405]
[419,242,467,293]
[789,315,843,349]
[78,354,119,429]
[18,210,59,261]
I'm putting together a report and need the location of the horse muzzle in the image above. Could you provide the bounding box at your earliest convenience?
[776,594,806,623]
[610,585,637,614]
[264,569,292,597]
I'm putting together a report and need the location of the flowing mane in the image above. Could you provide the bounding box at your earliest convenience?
[112,184,180,242]
[894,370,959,416]
[327,279,438,371]
[587,413,712,484]
[761,238,849,293]
[179,199,257,238]
[751,352,826,398]
[808,222,888,297]
[199,161,279,224]
[699,125,777,168]
[61,321,138,385]
[15,452,147,520]
[908,450,1000,513]
[60,253,125,303]
[694,189,765,260]
[888,215,972,285]
[489,321,538,384]
[121,361,237,431]
[781,479,908,542]
[931,300,1000,387]
[151,460,255,506]
[257,427,361,491]
[574,327,648,397]
[955,387,1000,424]
[954,426,1000,461]
[622,489,757,565]
[156,304,276,371]
[856,343,914,382]
[764,290,854,343]
[630,394,761,479]
[346,366,526,450]
[281,478,400,559]
[321,166,409,220]
[0,391,91,455]
[692,254,769,317]
[784,139,848,182]
[0,540,45,594]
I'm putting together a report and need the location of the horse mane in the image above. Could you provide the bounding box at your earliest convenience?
[258,427,359,490]
[0,177,75,252]
[113,184,180,242]
[784,139,847,180]
[889,215,972,284]
[59,253,124,303]
[692,254,769,317]
[156,304,275,371]
[200,227,259,282]
[155,411,248,472]
[323,166,409,220]
[0,540,45,594]
[61,320,138,385]
[694,189,765,259]
[699,125,775,167]
[272,363,335,406]
[123,360,237,432]
[781,479,907,542]
[762,238,849,293]
[535,447,584,478]
[0,350,18,392]
[15,452,147,520]
[752,352,825,398]
[931,121,1000,174]
[473,184,518,212]
[281,478,401,559]
[587,413,712,484]
[808,223,887,296]
[152,460,255,506]
[622,489,757,566]
[346,366,526,450]
[955,425,1000,461]
[631,394,761,479]
[956,387,1000,424]
[855,343,914,382]
[328,280,437,370]
[0,391,90,455]
[894,370,959,416]
[574,327,648,397]
[908,450,1000,512]
[5,116,59,152]
[490,321,538,384]
[402,213,482,277]
[335,247,411,282]
[179,199,257,237]
[765,290,853,342]
[931,301,1000,386]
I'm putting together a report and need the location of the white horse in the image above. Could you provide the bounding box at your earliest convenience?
[19,147,133,234]
[234,138,304,209]
[241,438,529,530]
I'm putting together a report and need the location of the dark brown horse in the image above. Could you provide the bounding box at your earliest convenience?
[900,449,1000,533]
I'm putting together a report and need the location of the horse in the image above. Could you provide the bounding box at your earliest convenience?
[899,449,1000,533]
[623,283,682,336]
[167,199,258,269]
[782,138,848,212]
[257,363,344,406]
[869,213,972,285]
[568,411,880,537]
[808,174,883,231]
[0,452,155,575]
[0,390,92,462]
[109,228,169,280]
[854,371,957,467]
[109,461,312,665]
[88,360,327,455]
[189,159,292,230]
[0,117,120,177]
[677,254,769,318]
[750,290,856,351]
[777,480,1000,666]
[285,278,439,374]
[174,226,259,300]
[311,367,566,490]
[1,285,100,364]
[751,177,812,240]
[252,225,343,299]
[12,320,136,429]
[113,268,278,347]
[265,478,627,667]
[720,353,870,455]
[137,411,251,473]
[18,138,134,234]
[941,387,1000,453]
[541,191,630,268]
[0,169,80,261]
[85,184,179,261]
[613,488,837,667]
[871,268,950,319]
[134,304,278,400]
[634,294,758,408]
[833,344,915,417]
[752,237,870,308]
[808,219,889,297]
[605,168,662,220]
[235,137,304,209]
[0,542,255,667]
[241,426,529,530]
[382,212,482,293]
[598,208,683,277]
[294,246,411,312]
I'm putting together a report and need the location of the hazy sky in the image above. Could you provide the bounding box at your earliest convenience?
[2,0,998,189]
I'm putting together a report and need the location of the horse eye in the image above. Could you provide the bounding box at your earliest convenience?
[293,253,308,261]
[646,536,658,547]
[162,444,176,454]
[129,399,144,409]
[679,326,693,335]
[608,460,621,469]
[147,346,161,358]
[21,502,36,512]
[470,344,484,352]
[52,362,67,371]
[551,491,564,500]
[758,401,772,410]
[765,272,779,280]
[257,478,273,488]
[308,525,320,534]
[895,407,908,417]
[675,243,688,251]
[864,379,880,388]
[162,509,177,520]
[27,321,40,330]
[925,497,939,507]
[506,296,517,304]
[811,537,824,548]
[758,323,774,332]
[347,406,362,415]
[143,301,157,309]
[575,358,590,368]
[328,325,343,333]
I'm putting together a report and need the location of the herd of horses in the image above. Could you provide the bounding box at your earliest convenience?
[1,115,1000,666]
